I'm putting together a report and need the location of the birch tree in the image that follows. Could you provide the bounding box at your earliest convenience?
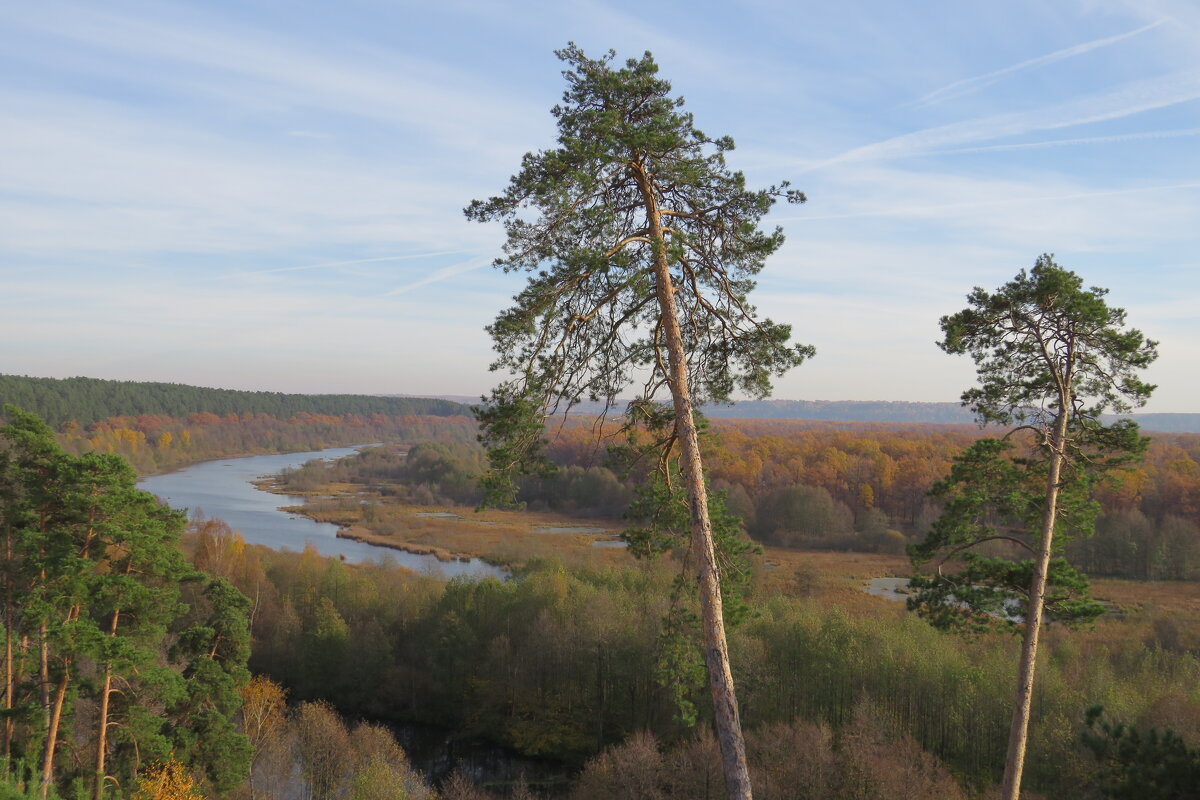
[465,44,811,800]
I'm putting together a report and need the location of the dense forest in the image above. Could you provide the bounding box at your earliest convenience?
[0,407,252,800]
[51,410,478,476]
[0,375,469,429]
[3,388,1199,798]
[200,514,1200,800]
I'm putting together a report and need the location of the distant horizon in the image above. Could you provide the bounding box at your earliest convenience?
[6,370,1198,417]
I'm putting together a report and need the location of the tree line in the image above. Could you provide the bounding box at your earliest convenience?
[0,375,468,429]
[278,419,1200,580]
[31,410,480,476]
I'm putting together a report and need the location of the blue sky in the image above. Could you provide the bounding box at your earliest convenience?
[2,0,1198,412]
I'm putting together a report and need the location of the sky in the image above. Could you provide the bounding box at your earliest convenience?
[1,0,1198,412]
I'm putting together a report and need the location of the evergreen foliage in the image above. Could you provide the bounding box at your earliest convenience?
[466,44,811,798]
[467,44,810,506]
[0,375,467,429]
[908,437,1107,632]
[1082,707,1200,800]
[908,256,1157,800]
[0,406,251,799]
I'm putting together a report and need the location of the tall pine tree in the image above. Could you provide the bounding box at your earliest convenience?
[466,45,811,799]
[908,258,1156,799]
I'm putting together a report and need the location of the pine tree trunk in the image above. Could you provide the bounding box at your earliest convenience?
[999,408,1069,800]
[93,667,113,800]
[38,623,49,726]
[94,608,121,800]
[40,662,69,799]
[636,163,753,800]
[3,526,13,765]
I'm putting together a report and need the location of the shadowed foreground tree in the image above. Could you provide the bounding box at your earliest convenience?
[1082,706,1200,800]
[466,44,811,799]
[908,257,1156,800]
[0,406,251,799]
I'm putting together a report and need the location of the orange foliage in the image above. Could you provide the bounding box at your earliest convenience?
[545,416,1200,533]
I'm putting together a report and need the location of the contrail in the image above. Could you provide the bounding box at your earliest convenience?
[807,69,1200,170]
[385,257,491,296]
[911,20,1166,108]
[779,181,1200,222]
[923,127,1200,155]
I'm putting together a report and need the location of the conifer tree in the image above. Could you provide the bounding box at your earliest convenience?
[466,44,811,799]
[908,257,1157,800]
[0,406,250,798]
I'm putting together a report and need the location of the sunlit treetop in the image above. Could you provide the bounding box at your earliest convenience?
[940,254,1158,431]
[466,43,812,418]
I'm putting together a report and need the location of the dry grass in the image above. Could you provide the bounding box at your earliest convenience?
[273,478,1200,634]
[757,547,912,614]
[286,493,637,570]
[1090,576,1200,615]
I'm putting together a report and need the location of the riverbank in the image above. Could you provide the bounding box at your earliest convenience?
[138,447,505,578]
[258,455,634,569]
[335,524,476,565]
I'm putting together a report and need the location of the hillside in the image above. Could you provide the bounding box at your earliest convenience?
[0,374,471,427]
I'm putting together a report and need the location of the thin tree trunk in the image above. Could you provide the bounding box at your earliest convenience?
[38,623,49,727]
[999,407,1069,800]
[40,661,69,798]
[94,607,121,800]
[3,525,13,765]
[93,667,113,800]
[636,162,753,800]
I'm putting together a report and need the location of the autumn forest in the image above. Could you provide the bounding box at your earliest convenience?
[1,367,1198,799]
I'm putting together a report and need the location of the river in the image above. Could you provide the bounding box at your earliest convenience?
[138,446,505,580]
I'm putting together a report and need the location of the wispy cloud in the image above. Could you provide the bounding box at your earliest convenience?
[234,251,473,277]
[0,95,499,255]
[910,20,1167,107]
[919,126,1200,155]
[2,2,545,158]
[812,69,1200,168]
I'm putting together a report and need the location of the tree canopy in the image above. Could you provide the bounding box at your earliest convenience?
[467,43,811,503]
[0,405,251,799]
[0,374,467,429]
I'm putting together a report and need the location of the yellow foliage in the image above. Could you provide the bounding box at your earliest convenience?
[240,675,288,753]
[133,759,204,800]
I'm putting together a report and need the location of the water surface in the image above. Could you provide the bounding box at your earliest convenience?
[139,447,505,579]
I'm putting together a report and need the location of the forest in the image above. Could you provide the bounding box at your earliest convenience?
[275,416,1200,582]
[2,387,1199,799]
[0,375,468,429]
